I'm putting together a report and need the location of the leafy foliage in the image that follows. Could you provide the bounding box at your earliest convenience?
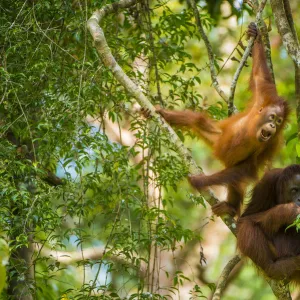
[0,0,299,299]
[286,214,300,232]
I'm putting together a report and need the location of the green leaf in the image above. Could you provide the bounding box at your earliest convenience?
[286,132,298,145]
[296,143,300,157]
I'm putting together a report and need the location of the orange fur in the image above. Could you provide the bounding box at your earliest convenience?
[156,26,289,217]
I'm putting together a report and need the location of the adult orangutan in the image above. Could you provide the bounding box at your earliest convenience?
[143,23,289,216]
[237,165,300,280]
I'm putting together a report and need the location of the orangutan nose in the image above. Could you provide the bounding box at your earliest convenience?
[269,123,275,129]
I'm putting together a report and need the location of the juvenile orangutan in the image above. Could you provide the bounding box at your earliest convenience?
[143,23,289,216]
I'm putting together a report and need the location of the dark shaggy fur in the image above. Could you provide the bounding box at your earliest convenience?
[237,164,300,281]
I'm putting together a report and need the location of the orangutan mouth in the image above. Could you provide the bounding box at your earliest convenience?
[260,129,272,141]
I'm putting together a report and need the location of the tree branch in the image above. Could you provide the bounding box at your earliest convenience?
[282,0,298,43]
[265,277,291,300]
[34,244,147,276]
[188,0,228,103]
[270,0,300,67]
[87,0,237,234]
[280,0,300,137]
[212,255,241,300]
[270,0,300,139]
[295,64,300,137]
[212,254,291,300]
[189,0,266,116]
[228,0,267,115]
[87,0,198,172]
[247,0,275,82]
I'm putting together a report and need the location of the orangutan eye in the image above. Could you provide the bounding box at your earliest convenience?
[259,107,263,113]
[269,114,275,120]
[276,118,283,125]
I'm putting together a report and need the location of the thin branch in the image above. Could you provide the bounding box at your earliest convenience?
[213,255,291,300]
[295,64,300,137]
[88,0,197,170]
[249,0,275,83]
[143,0,164,106]
[270,0,300,67]
[259,20,275,83]
[282,0,299,44]
[212,255,241,300]
[228,0,267,115]
[265,277,292,300]
[189,0,266,116]
[34,244,147,276]
[188,0,228,104]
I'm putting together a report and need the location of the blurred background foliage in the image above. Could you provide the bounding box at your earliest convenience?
[0,0,299,299]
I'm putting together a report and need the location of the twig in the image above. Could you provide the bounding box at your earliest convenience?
[228,0,267,115]
[212,255,241,300]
